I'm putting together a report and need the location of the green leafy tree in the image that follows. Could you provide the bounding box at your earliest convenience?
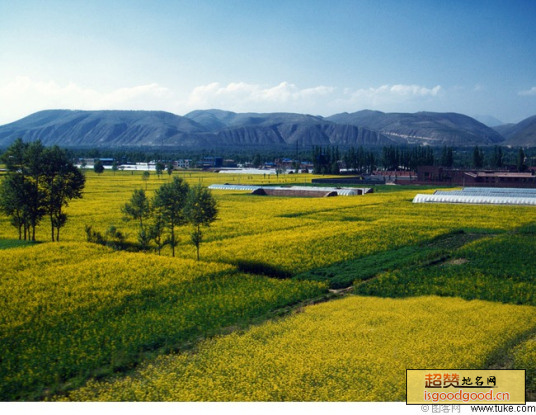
[440,146,454,168]
[490,146,503,169]
[0,139,84,242]
[121,189,151,228]
[185,184,218,261]
[0,140,46,241]
[275,166,285,180]
[24,141,46,241]
[0,174,29,240]
[41,146,85,241]
[111,161,119,175]
[166,162,174,177]
[149,210,166,255]
[0,139,30,239]
[153,177,190,257]
[142,170,150,190]
[155,162,165,178]
[517,148,527,172]
[2,138,26,171]
[473,146,484,169]
[122,188,152,250]
[252,153,262,168]
[94,159,105,174]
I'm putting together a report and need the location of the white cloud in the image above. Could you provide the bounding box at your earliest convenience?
[346,84,441,100]
[187,81,443,114]
[519,86,536,96]
[0,77,444,124]
[0,76,172,124]
[187,81,335,113]
[331,84,443,112]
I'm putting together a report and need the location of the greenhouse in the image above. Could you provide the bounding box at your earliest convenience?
[434,190,536,198]
[433,187,536,198]
[209,184,370,197]
[413,192,536,206]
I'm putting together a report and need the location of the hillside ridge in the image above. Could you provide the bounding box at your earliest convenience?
[1,108,533,148]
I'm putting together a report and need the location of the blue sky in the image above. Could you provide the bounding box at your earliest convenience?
[1,0,535,124]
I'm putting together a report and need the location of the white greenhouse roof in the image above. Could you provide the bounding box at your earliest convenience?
[208,184,364,196]
[434,190,536,198]
[463,187,536,194]
[208,185,261,191]
[413,193,536,206]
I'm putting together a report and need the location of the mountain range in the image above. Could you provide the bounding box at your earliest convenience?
[0,109,535,149]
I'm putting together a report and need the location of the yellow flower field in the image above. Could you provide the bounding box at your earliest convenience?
[1,170,534,401]
[0,242,325,400]
[1,170,534,275]
[59,295,536,401]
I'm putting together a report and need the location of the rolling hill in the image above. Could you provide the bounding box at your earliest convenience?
[494,115,536,147]
[185,109,395,147]
[326,110,505,146]
[0,108,524,149]
[0,109,395,148]
[0,110,207,147]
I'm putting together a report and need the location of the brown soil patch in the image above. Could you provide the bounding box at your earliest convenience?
[443,258,469,266]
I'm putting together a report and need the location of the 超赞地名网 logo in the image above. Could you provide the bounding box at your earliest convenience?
[406,369,525,405]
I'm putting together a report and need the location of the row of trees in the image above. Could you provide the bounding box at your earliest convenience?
[0,139,85,241]
[312,146,344,174]
[311,145,532,173]
[378,145,531,171]
[313,145,436,173]
[121,177,217,260]
[472,145,529,171]
[380,145,435,171]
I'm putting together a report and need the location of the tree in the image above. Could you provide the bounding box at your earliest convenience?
[122,189,151,228]
[185,185,218,261]
[252,153,262,168]
[166,162,174,177]
[517,148,527,172]
[0,139,84,242]
[155,162,165,178]
[440,146,454,168]
[0,139,30,239]
[473,146,484,169]
[24,141,47,241]
[490,145,503,169]
[0,173,29,240]
[275,166,285,180]
[122,188,152,250]
[142,170,150,189]
[94,159,105,174]
[152,177,190,257]
[149,210,166,255]
[111,161,119,175]
[41,146,85,241]
[0,140,47,241]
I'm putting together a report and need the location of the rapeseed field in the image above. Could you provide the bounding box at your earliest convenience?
[59,296,536,401]
[0,242,325,400]
[1,170,534,401]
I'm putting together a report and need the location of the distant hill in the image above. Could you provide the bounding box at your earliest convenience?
[0,108,521,149]
[494,115,536,147]
[185,109,394,147]
[472,115,503,127]
[0,110,207,147]
[326,110,505,146]
[492,123,517,138]
[0,109,395,148]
